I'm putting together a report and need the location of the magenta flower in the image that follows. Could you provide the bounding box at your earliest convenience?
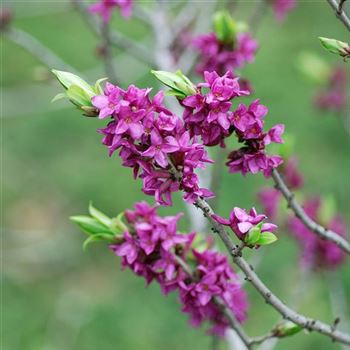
[258,188,281,221]
[272,0,296,22]
[193,31,258,76]
[213,206,277,241]
[89,0,132,23]
[288,197,347,269]
[110,202,248,336]
[314,67,348,113]
[142,129,179,167]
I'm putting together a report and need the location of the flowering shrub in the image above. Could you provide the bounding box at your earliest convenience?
[46,1,350,346]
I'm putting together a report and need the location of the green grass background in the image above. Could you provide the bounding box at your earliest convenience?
[3,1,350,349]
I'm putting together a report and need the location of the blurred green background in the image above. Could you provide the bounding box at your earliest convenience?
[3,1,350,349]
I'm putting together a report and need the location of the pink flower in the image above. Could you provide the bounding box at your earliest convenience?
[89,0,132,23]
[314,67,348,113]
[272,0,296,22]
[193,31,258,75]
[288,198,347,270]
[94,81,213,205]
[110,202,248,336]
[213,206,277,241]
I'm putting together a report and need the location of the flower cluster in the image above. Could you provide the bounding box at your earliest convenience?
[111,202,248,336]
[181,70,284,177]
[259,156,303,220]
[288,198,347,269]
[314,66,348,113]
[89,0,132,23]
[193,32,258,76]
[92,82,213,205]
[272,0,296,22]
[213,206,277,242]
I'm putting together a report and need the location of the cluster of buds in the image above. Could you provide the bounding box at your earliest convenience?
[71,202,248,336]
[89,0,132,22]
[193,11,258,76]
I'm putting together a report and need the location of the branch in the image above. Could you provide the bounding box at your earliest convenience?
[100,22,118,84]
[192,197,350,345]
[71,0,154,66]
[327,0,350,31]
[166,158,350,344]
[3,28,76,72]
[248,0,268,34]
[271,168,350,254]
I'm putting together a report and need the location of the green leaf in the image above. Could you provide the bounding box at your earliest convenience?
[66,85,92,107]
[213,10,237,43]
[151,70,196,98]
[52,69,96,97]
[51,92,67,103]
[94,77,108,94]
[89,202,112,227]
[110,212,128,234]
[82,233,116,251]
[245,225,261,245]
[274,321,302,337]
[256,232,278,246]
[164,89,187,99]
[70,215,112,235]
[319,37,349,56]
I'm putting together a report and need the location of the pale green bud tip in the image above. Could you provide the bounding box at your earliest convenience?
[274,321,302,337]
[51,69,105,116]
[213,10,237,43]
[151,70,196,99]
[245,225,278,247]
[319,37,350,57]
[71,202,127,250]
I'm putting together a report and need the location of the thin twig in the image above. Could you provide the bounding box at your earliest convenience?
[71,0,154,66]
[271,168,350,254]
[327,0,350,31]
[166,161,350,345]
[3,28,76,72]
[100,22,118,84]
[248,0,268,34]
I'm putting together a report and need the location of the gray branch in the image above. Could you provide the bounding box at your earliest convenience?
[71,0,154,66]
[3,28,76,72]
[271,169,350,254]
[327,0,350,31]
[166,158,350,345]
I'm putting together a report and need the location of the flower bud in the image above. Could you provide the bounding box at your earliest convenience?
[319,37,350,59]
[51,70,105,117]
[213,10,237,44]
[273,321,302,337]
[245,225,261,246]
[151,70,196,99]
[71,202,127,250]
